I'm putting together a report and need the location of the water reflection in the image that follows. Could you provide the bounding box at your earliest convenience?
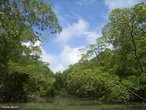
[0,98,146,110]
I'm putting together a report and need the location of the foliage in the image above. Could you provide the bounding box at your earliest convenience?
[66,66,117,98]
[53,72,68,96]
[0,0,61,102]
[0,1,146,103]
[59,3,146,103]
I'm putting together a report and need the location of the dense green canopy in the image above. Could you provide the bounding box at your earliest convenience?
[55,3,146,103]
[0,1,146,103]
[0,0,61,102]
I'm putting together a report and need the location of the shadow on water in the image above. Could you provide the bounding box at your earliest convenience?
[0,97,146,110]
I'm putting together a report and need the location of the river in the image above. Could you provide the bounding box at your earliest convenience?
[0,97,146,110]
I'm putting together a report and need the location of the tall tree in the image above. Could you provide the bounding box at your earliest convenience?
[0,0,61,76]
[102,3,146,75]
[0,0,61,102]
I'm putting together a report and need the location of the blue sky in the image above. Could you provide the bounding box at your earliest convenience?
[39,0,145,72]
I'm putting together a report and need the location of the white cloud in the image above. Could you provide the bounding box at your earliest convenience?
[40,47,63,73]
[104,0,142,11]
[41,49,55,64]
[41,45,84,73]
[40,19,101,73]
[57,19,89,44]
[34,40,41,47]
[84,32,100,44]
[41,49,65,72]
[51,64,65,73]
[60,45,83,67]
[47,19,101,72]
[22,40,41,47]
[57,18,100,45]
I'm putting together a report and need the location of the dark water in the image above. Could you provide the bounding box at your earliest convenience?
[0,97,146,110]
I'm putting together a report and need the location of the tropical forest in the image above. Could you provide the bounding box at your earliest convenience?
[0,0,146,110]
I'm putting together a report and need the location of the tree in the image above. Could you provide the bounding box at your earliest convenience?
[102,2,146,101]
[0,0,61,70]
[0,0,61,102]
[102,3,146,75]
[65,2,146,102]
[80,37,106,67]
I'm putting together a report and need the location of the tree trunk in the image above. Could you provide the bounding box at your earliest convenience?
[130,24,143,73]
[94,51,104,67]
